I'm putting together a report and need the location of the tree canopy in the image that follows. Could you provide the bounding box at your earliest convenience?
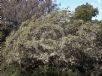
[1,0,57,32]
[75,3,99,21]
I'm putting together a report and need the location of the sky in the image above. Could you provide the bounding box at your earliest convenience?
[56,0,102,20]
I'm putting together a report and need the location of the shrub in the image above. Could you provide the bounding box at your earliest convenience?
[3,10,102,76]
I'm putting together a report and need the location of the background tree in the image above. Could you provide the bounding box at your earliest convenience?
[1,0,57,35]
[75,3,99,22]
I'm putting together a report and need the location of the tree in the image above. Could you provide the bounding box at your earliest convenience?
[75,3,99,21]
[1,0,57,34]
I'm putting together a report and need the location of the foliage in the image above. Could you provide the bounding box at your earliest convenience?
[0,30,5,45]
[1,61,77,76]
[0,31,3,39]
[1,62,21,76]
[32,66,77,76]
[75,3,99,21]
[1,0,57,39]
[2,0,56,25]
[2,10,102,76]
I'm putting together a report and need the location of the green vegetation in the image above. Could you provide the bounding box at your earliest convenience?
[1,10,101,76]
[0,31,3,39]
[75,3,99,21]
[1,62,77,76]
[1,62,21,76]
[1,2,102,76]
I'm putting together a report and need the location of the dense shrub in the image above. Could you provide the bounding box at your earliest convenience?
[2,10,102,76]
